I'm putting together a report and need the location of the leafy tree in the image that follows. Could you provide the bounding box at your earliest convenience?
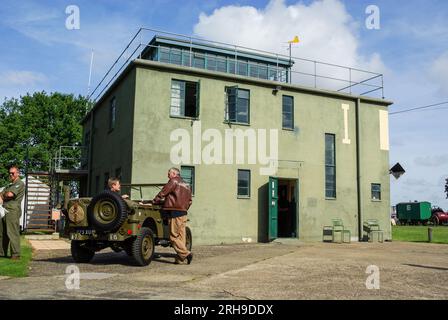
[0,91,91,186]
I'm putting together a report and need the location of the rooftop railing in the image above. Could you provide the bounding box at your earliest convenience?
[88,27,384,105]
[49,146,88,173]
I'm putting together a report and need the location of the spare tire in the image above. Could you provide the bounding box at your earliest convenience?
[87,190,128,232]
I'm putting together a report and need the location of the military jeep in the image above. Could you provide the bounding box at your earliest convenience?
[64,184,192,266]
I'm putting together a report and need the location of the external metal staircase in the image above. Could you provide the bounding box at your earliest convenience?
[24,174,53,232]
[23,146,88,233]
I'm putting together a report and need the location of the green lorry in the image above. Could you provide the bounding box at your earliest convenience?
[396,201,431,225]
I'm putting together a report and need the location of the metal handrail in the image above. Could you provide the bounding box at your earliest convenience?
[88,27,385,105]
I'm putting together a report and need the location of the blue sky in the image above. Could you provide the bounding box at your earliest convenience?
[0,0,447,208]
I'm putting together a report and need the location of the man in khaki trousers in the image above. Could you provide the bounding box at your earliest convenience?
[0,165,25,260]
[153,168,193,264]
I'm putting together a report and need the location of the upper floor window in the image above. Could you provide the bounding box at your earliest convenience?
[282,95,294,130]
[225,86,250,124]
[170,80,200,118]
[109,97,116,131]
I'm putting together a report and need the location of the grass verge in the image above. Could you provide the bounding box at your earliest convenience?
[0,236,33,277]
[392,226,448,244]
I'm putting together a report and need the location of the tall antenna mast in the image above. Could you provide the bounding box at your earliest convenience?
[87,49,94,98]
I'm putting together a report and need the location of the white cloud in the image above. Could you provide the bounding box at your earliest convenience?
[0,70,48,86]
[0,70,49,100]
[414,154,448,168]
[429,51,448,95]
[193,0,386,78]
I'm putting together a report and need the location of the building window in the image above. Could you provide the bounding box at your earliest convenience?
[182,52,191,67]
[159,47,170,63]
[170,80,200,118]
[181,166,195,195]
[104,172,109,190]
[82,131,90,166]
[371,184,381,200]
[325,134,336,198]
[237,169,251,198]
[95,175,100,195]
[217,56,227,73]
[115,167,122,180]
[206,54,217,71]
[258,65,268,79]
[109,97,116,131]
[170,48,182,65]
[193,53,205,69]
[225,86,250,124]
[237,61,248,76]
[282,95,294,129]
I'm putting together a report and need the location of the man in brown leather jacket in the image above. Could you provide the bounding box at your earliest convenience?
[153,167,193,264]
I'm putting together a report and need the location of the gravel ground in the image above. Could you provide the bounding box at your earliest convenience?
[0,240,447,300]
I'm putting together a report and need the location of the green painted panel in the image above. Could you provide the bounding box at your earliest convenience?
[269,176,278,240]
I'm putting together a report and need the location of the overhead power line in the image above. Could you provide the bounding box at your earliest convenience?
[389,101,448,115]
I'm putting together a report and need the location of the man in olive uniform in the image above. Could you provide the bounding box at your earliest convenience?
[0,165,25,260]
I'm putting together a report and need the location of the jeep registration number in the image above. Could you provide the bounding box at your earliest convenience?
[77,229,94,235]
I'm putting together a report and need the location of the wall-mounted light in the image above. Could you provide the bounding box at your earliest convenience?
[272,85,282,95]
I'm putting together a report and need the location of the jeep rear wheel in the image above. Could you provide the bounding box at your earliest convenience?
[186,226,192,252]
[131,227,155,266]
[87,190,128,232]
[71,241,95,263]
[124,239,134,256]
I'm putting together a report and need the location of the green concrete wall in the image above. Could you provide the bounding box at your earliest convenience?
[129,63,392,244]
[84,68,136,195]
[359,102,391,240]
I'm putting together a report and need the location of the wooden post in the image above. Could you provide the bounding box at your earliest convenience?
[428,227,433,243]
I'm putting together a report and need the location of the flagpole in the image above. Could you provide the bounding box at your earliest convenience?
[289,42,292,83]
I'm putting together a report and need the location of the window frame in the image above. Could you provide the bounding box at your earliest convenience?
[170,79,200,119]
[115,167,122,180]
[325,133,336,199]
[282,95,294,130]
[103,172,110,191]
[109,97,116,132]
[181,166,195,196]
[371,183,382,201]
[225,86,250,125]
[237,169,251,198]
[95,175,100,195]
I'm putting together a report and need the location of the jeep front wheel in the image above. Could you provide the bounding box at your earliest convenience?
[71,241,95,263]
[131,227,155,266]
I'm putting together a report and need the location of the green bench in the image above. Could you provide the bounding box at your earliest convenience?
[322,219,351,243]
[363,219,383,242]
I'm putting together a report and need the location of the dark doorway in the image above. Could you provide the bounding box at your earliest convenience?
[277,179,297,238]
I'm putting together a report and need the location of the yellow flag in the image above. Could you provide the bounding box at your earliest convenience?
[288,36,300,43]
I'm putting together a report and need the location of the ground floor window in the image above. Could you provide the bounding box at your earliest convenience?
[325,133,336,198]
[237,169,251,198]
[371,183,381,200]
[104,172,109,190]
[181,166,195,195]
